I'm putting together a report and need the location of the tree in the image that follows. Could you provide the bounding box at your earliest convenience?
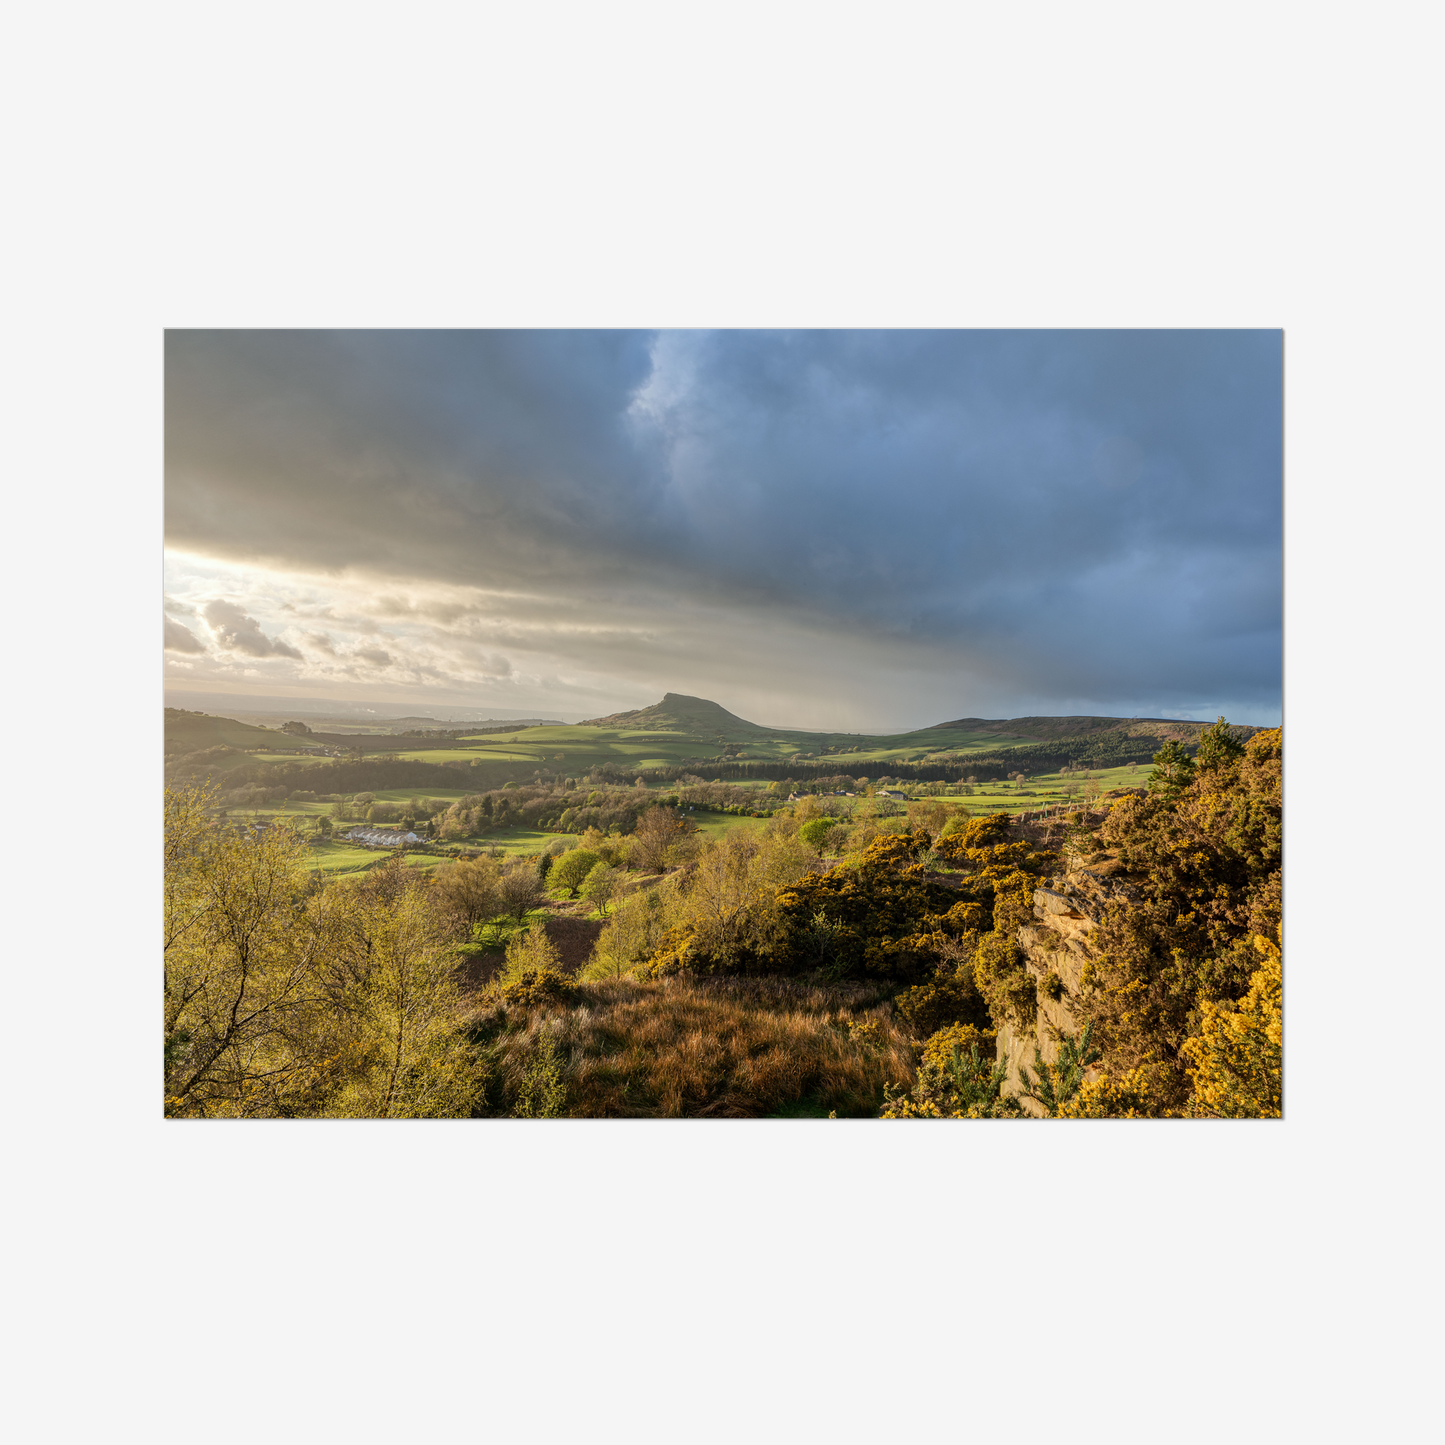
[498,861,546,921]
[631,804,693,873]
[580,861,621,916]
[1147,739,1195,798]
[314,869,487,1118]
[165,785,328,1117]
[1196,716,1247,772]
[798,817,832,854]
[500,920,564,982]
[551,848,601,897]
[429,856,502,932]
[280,720,313,736]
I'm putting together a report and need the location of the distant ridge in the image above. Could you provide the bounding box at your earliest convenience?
[579,693,765,732]
[931,715,1247,743]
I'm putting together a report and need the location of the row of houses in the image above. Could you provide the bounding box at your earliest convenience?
[343,827,421,847]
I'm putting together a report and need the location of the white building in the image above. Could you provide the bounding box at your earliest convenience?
[344,827,420,847]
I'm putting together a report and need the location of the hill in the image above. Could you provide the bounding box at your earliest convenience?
[930,715,1226,743]
[578,693,767,734]
[164,708,325,756]
[165,692,1258,799]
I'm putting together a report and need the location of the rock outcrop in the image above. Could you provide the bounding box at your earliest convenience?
[996,849,1141,1115]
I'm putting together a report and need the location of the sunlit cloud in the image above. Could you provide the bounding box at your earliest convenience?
[164,617,206,654]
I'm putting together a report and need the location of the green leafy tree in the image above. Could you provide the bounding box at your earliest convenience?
[551,848,601,897]
[580,861,622,916]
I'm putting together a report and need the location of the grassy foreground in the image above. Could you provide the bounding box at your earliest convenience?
[476,975,916,1119]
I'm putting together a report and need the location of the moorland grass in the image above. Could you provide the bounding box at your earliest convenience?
[479,975,918,1118]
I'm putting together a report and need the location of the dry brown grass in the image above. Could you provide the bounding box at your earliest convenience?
[479,975,919,1118]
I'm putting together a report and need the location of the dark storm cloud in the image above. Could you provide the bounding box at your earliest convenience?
[166,330,1280,718]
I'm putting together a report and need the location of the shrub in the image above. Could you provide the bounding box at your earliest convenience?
[1180,935,1282,1118]
[585,887,673,980]
[511,1028,568,1117]
[499,968,578,1010]
[1017,1022,1102,1117]
[919,1022,996,1070]
[894,963,991,1037]
[881,1029,1020,1119]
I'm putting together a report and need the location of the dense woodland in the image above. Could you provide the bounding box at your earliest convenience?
[164,721,1281,1119]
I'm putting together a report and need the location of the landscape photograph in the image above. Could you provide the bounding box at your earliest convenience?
[165,328,1282,1120]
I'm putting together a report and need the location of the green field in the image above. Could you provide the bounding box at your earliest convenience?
[441,719,1040,774]
[463,827,582,857]
[691,813,771,840]
[389,747,544,764]
[302,839,444,876]
[899,761,1148,815]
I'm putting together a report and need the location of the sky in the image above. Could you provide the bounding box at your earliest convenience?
[164,330,1282,731]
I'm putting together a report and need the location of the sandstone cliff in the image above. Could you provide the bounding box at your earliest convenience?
[996,846,1140,1116]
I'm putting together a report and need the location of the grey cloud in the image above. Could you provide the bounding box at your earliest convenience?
[202,599,304,660]
[353,646,393,667]
[164,617,206,653]
[167,331,1281,721]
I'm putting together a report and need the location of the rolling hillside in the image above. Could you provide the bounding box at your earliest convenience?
[167,692,1249,795]
[164,708,326,755]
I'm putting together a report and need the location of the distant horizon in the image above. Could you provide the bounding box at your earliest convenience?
[162,685,1237,736]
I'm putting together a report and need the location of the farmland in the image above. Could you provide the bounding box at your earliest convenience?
[164,692,1224,865]
[166,692,1226,806]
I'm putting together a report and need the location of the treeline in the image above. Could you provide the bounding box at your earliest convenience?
[632,730,1169,787]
